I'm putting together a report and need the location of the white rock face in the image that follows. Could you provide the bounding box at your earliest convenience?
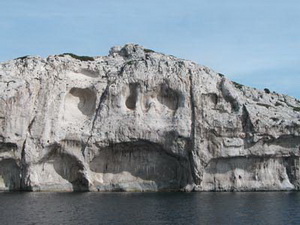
[0,44,300,191]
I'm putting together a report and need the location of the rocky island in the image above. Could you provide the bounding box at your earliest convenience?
[0,44,299,192]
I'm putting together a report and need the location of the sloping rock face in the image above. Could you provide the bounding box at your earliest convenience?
[0,44,300,191]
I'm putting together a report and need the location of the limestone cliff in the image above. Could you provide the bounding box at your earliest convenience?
[0,44,299,191]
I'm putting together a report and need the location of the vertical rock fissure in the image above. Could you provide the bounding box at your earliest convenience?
[188,69,199,186]
[20,115,37,190]
[28,116,36,135]
[20,139,28,190]
[241,105,255,148]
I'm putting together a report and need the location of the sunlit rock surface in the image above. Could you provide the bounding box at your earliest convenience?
[0,44,300,191]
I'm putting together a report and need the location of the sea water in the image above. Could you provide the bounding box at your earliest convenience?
[0,192,300,225]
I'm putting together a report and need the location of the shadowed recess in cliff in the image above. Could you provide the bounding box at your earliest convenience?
[0,159,21,190]
[41,145,89,191]
[89,141,190,190]
[241,105,255,148]
[220,78,240,112]
[284,156,300,189]
[157,83,180,111]
[265,135,300,149]
[0,142,17,152]
[125,83,139,110]
[202,156,297,191]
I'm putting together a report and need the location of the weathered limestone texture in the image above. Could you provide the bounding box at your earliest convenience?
[0,44,300,191]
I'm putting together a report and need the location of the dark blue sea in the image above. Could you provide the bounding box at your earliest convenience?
[0,192,300,225]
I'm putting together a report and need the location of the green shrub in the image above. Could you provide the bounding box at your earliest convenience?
[257,103,272,108]
[15,55,29,60]
[144,48,154,53]
[59,53,94,61]
[270,117,279,122]
[275,102,284,107]
[232,81,243,90]
[264,88,270,94]
[125,60,135,65]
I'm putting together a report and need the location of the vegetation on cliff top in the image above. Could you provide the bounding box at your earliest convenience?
[59,53,94,61]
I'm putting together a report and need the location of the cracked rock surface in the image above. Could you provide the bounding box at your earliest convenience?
[0,44,300,191]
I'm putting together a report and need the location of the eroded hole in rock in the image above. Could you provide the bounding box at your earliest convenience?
[157,83,179,111]
[284,156,300,189]
[0,142,17,153]
[0,159,21,190]
[89,141,189,190]
[201,93,218,109]
[220,79,240,112]
[125,83,139,110]
[208,93,218,106]
[64,88,96,121]
[42,146,89,191]
[53,153,88,191]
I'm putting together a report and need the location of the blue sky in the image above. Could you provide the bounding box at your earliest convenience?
[1,0,299,98]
